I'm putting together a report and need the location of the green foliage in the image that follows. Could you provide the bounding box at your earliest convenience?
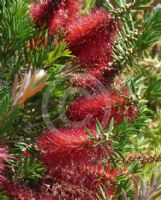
[82,0,95,13]
[145,122,161,149]
[0,192,10,200]
[0,0,33,77]
[112,15,137,68]
[47,40,74,70]
[105,0,161,69]
[112,120,134,153]
[117,174,133,198]
[14,157,44,181]
[26,31,50,68]
[86,118,114,144]
[145,78,161,100]
[104,0,151,18]
[0,93,10,121]
[137,8,161,51]
[0,90,20,138]
[127,161,142,174]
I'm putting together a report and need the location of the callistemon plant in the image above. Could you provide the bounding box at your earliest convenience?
[0,0,161,199]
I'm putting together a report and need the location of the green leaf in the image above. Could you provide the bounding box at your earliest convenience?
[108,118,114,134]
[47,40,74,67]
[0,94,10,120]
[82,0,95,13]
[139,0,151,3]
[137,8,161,51]
[85,128,97,141]
[15,157,44,181]
[0,192,10,200]
[96,119,104,136]
[104,0,114,11]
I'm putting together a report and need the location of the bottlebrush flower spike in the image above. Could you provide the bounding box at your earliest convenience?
[37,128,119,199]
[37,128,95,154]
[70,73,105,89]
[66,89,138,128]
[2,182,36,200]
[0,147,10,184]
[48,163,120,199]
[0,147,9,170]
[37,128,113,167]
[48,0,81,34]
[30,0,53,26]
[12,69,47,106]
[66,9,117,67]
[70,66,118,89]
[3,181,59,200]
[39,195,58,200]
[30,0,81,33]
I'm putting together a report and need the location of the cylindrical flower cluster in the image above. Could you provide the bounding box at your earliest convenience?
[37,128,119,199]
[30,0,80,33]
[2,181,58,199]
[66,90,138,128]
[66,9,118,87]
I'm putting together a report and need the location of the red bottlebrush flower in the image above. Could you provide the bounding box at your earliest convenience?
[66,89,138,128]
[3,181,58,200]
[48,0,81,34]
[0,147,9,170]
[127,105,139,122]
[66,9,118,88]
[70,73,105,89]
[39,195,58,200]
[49,164,119,200]
[30,0,53,26]
[37,128,94,154]
[66,9,117,67]
[66,93,112,128]
[30,0,80,33]
[22,150,31,158]
[37,127,114,168]
[0,147,10,185]
[3,182,36,200]
[37,128,119,199]
[70,66,119,89]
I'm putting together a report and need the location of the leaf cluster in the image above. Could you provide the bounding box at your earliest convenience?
[105,0,161,69]
[0,0,33,79]
[14,157,44,182]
